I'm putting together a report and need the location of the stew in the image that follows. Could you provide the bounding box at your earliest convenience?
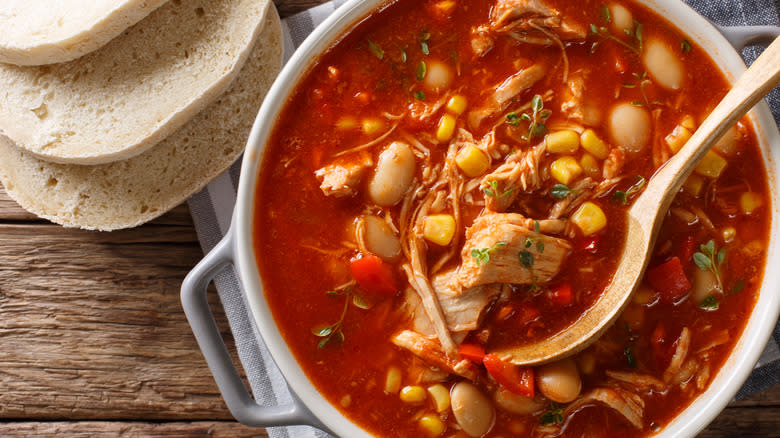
[254,0,770,436]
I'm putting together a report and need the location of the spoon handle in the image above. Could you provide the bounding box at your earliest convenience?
[638,36,780,214]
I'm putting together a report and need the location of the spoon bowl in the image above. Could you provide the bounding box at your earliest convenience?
[499,36,780,366]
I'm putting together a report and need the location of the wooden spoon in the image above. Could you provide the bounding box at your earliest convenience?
[498,36,780,366]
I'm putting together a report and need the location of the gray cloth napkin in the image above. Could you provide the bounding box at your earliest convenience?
[187,0,780,435]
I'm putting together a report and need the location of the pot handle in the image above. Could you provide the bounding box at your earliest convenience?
[718,25,780,51]
[180,232,319,428]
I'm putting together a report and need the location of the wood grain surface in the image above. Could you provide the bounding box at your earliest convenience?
[0,0,777,437]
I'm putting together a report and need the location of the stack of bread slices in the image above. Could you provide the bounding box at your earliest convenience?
[0,0,283,230]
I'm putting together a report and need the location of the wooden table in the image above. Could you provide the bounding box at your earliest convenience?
[0,1,778,437]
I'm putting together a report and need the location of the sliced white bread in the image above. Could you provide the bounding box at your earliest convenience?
[0,0,270,165]
[0,7,283,231]
[0,0,170,66]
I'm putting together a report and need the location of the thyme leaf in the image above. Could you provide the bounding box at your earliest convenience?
[367,39,384,60]
[551,184,575,199]
[471,241,508,266]
[540,402,564,425]
[614,175,647,204]
[699,295,720,311]
[693,239,725,292]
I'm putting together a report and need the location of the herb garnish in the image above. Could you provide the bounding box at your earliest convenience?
[600,4,611,23]
[420,30,431,55]
[416,61,427,81]
[551,183,575,199]
[693,240,726,292]
[589,22,642,55]
[624,72,660,107]
[367,39,384,60]
[537,241,545,254]
[614,175,647,204]
[519,94,552,142]
[312,286,369,349]
[505,112,521,126]
[681,39,692,54]
[414,90,426,100]
[471,241,508,266]
[730,279,746,295]
[540,402,564,425]
[534,220,541,233]
[624,323,639,368]
[484,180,514,199]
[519,250,534,269]
[699,295,720,311]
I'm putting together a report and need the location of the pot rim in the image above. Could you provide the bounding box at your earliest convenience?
[233,1,780,436]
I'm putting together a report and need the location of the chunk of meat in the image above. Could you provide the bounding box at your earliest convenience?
[472,0,587,56]
[606,370,667,392]
[432,269,503,332]
[603,146,626,179]
[458,213,570,289]
[663,327,691,383]
[481,141,546,212]
[314,154,373,197]
[560,71,585,121]
[391,330,479,380]
[563,387,644,429]
[468,64,547,129]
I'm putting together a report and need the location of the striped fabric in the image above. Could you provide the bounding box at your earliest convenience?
[187,0,780,435]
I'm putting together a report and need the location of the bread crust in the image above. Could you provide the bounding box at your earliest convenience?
[0,7,283,231]
[0,0,270,165]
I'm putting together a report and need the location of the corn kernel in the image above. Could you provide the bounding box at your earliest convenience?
[665,124,692,153]
[427,384,451,413]
[550,156,583,185]
[683,174,705,197]
[400,385,427,404]
[681,114,696,131]
[580,153,600,178]
[546,130,580,154]
[455,145,489,177]
[436,114,456,142]
[362,118,384,135]
[423,214,456,246]
[580,129,609,160]
[335,116,358,130]
[694,150,728,178]
[571,201,607,235]
[436,114,457,142]
[384,367,402,394]
[740,192,763,215]
[446,95,468,115]
[419,415,446,436]
[722,226,737,243]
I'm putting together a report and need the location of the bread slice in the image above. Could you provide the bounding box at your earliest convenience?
[0,0,270,165]
[0,7,283,231]
[0,0,170,66]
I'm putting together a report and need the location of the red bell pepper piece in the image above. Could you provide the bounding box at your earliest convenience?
[350,254,398,297]
[458,343,486,363]
[678,236,697,264]
[548,283,573,305]
[645,256,691,303]
[483,354,535,397]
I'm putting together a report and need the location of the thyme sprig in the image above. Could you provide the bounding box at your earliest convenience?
[693,239,726,292]
[471,241,508,266]
[311,285,369,349]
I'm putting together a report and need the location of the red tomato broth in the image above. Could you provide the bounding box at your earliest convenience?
[254,0,769,436]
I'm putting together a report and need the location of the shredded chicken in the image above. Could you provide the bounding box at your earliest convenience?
[663,327,691,383]
[391,330,478,380]
[433,269,504,332]
[564,387,645,429]
[458,213,570,289]
[468,64,547,129]
[603,147,626,179]
[314,153,373,197]
[481,141,547,212]
[606,370,666,392]
[561,71,586,121]
[472,0,587,57]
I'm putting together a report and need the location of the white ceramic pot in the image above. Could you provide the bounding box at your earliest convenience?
[181,1,780,436]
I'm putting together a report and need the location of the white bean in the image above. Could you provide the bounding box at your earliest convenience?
[424,60,453,93]
[536,358,582,404]
[692,267,722,303]
[643,39,685,90]
[609,3,633,34]
[714,124,740,157]
[368,142,416,206]
[450,382,495,437]
[493,387,544,415]
[362,215,401,261]
[609,102,651,153]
